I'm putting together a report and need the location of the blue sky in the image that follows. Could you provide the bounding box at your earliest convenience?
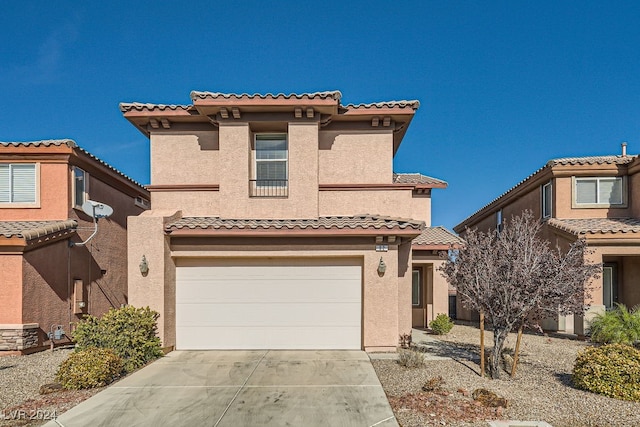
[1,2,639,230]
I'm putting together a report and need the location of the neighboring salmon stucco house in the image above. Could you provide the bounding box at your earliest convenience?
[121,90,462,352]
[0,140,149,353]
[454,144,640,336]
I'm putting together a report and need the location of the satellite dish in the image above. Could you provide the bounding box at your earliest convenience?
[82,200,114,219]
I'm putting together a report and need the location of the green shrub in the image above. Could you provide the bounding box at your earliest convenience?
[572,344,640,401]
[397,348,425,368]
[73,306,163,373]
[56,347,124,389]
[429,313,454,335]
[589,304,640,345]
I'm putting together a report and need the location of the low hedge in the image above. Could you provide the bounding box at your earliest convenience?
[572,344,640,401]
[56,347,124,389]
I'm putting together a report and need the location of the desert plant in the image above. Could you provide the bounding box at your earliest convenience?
[73,306,163,373]
[589,304,640,346]
[440,210,600,379]
[572,344,640,401]
[56,347,124,389]
[429,313,454,335]
[397,348,425,368]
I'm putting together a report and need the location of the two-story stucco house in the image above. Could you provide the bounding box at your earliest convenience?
[454,144,640,336]
[0,140,150,353]
[121,91,462,352]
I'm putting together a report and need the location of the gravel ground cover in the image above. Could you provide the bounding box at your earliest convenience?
[373,324,640,427]
[0,347,101,426]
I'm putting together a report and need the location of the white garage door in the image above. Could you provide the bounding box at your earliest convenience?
[175,259,362,350]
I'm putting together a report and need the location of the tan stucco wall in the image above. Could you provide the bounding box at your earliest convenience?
[318,131,393,184]
[630,171,640,216]
[621,256,640,308]
[150,131,219,185]
[0,162,69,220]
[0,255,23,323]
[22,241,73,345]
[128,211,180,348]
[411,194,431,225]
[319,190,414,218]
[151,191,220,216]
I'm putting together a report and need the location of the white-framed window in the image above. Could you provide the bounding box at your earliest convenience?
[0,163,38,205]
[251,133,288,197]
[73,167,89,208]
[412,269,422,307]
[542,181,552,219]
[573,176,625,207]
[602,263,617,310]
[134,196,150,209]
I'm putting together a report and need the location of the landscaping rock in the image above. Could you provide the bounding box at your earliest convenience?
[40,383,63,395]
[472,388,509,408]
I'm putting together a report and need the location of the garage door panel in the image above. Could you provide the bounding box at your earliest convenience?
[176,326,361,350]
[177,281,361,304]
[175,260,362,350]
[177,302,361,327]
[176,263,360,278]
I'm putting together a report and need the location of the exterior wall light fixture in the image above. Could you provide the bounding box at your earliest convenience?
[139,255,149,277]
[377,257,386,276]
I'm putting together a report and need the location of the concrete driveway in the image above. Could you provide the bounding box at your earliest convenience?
[45,350,397,427]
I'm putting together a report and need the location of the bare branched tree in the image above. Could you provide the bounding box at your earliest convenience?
[440,211,600,379]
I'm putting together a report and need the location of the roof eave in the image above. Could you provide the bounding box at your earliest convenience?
[165,228,423,238]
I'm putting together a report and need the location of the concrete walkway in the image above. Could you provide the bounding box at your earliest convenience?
[45,350,397,427]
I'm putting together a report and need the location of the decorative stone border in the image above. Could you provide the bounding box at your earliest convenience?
[0,324,40,351]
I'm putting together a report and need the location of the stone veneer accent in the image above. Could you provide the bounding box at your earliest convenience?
[0,324,39,351]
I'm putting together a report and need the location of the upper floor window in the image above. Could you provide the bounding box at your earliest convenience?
[542,181,552,219]
[0,163,37,205]
[574,176,625,207]
[251,134,288,197]
[73,167,89,208]
[496,209,503,232]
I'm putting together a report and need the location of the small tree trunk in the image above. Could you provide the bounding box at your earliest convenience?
[490,327,508,379]
[479,311,485,377]
[511,325,523,378]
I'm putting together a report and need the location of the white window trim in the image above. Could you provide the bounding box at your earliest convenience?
[572,176,627,209]
[72,166,89,209]
[0,163,40,208]
[253,133,288,184]
[542,181,552,219]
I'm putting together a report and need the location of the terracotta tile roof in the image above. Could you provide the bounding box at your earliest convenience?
[166,215,424,232]
[0,220,77,240]
[547,218,640,235]
[119,103,193,113]
[345,100,420,110]
[0,139,146,190]
[0,139,76,148]
[393,173,447,187]
[122,91,418,113]
[413,226,464,247]
[548,155,637,166]
[190,91,343,102]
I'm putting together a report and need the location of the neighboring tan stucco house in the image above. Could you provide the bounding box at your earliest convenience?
[121,90,461,352]
[0,140,149,353]
[454,144,640,336]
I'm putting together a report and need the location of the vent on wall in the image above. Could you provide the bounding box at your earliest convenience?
[135,196,150,209]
